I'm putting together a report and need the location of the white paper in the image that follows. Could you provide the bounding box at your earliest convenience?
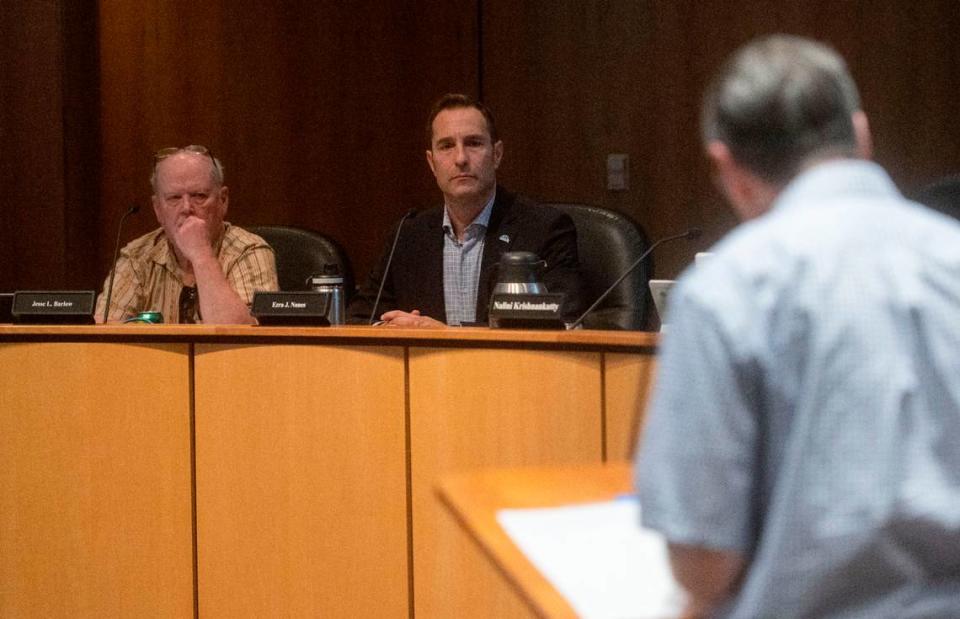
[497,497,686,618]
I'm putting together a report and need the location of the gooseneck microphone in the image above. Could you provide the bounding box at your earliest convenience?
[369,208,418,324]
[567,227,702,330]
[101,204,141,323]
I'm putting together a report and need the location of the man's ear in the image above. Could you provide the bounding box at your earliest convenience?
[707,141,771,221]
[707,141,734,175]
[852,110,873,160]
[707,140,743,204]
[426,149,436,176]
[218,185,229,216]
[152,195,163,223]
[493,140,503,169]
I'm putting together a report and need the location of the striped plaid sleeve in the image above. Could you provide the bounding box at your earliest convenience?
[94,253,146,322]
[224,240,279,305]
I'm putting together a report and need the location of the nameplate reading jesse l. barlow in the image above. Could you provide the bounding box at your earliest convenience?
[12,290,96,324]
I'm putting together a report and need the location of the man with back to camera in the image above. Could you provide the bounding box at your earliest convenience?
[347,93,585,327]
[636,35,960,618]
[96,145,278,324]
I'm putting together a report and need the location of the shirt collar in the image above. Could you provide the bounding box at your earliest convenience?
[442,190,496,237]
[773,160,900,214]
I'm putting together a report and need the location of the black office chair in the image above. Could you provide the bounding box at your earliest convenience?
[545,203,651,330]
[913,174,960,222]
[249,225,354,298]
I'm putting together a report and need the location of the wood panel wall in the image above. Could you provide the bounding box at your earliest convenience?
[0,0,99,292]
[0,1,63,292]
[1,1,959,295]
[97,1,479,286]
[483,1,960,278]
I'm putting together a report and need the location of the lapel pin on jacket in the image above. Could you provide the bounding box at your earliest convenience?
[499,234,510,243]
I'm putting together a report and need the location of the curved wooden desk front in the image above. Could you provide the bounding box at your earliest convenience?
[0,325,657,618]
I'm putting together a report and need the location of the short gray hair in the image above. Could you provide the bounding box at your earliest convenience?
[701,35,862,184]
[150,146,225,193]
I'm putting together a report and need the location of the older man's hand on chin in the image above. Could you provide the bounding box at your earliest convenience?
[378,309,446,328]
[173,215,217,265]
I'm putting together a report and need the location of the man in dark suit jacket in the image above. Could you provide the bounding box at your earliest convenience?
[348,94,584,327]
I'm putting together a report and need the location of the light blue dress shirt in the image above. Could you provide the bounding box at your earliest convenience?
[442,193,495,325]
[637,160,960,618]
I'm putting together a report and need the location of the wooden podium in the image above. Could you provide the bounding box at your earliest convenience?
[0,325,655,617]
[437,463,632,618]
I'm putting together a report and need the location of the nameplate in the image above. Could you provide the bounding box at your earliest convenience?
[488,292,566,330]
[252,291,331,326]
[12,290,95,324]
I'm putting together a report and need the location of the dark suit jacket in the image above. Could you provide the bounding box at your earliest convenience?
[348,187,585,324]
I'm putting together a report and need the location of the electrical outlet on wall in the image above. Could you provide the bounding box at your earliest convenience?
[606,153,629,191]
